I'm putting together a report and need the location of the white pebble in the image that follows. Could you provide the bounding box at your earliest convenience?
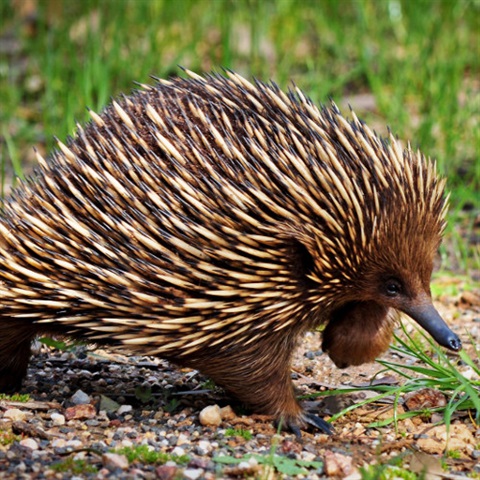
[183,468,204,480]
[51,439,67,448]
[197,440,211,453]
[50,413,65,425]
[65,440,83,449]
[176,433,189,446]
[462,366,476,380]
[199,405,222,426]
[4,409,28,422]
[171,446,185,457]
[20,438,39,450]
[117,405,133,415]
[301,451,317,462]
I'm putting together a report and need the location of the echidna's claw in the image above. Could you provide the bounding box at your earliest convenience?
[289,423,302,438]
[281,413,333,437]
[304,414,334,435]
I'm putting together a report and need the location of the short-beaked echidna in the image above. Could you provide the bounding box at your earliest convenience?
[0,70,461,433]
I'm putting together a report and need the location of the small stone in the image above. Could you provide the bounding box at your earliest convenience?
[4,409,28,422]
[156,465,177,480]
[197,440,211,453]
[100,395,121,413]
[238,456,258,469]
[183,468,203,480]
[20,438,39,450]
[66,440,83,449]
[51,439,67,449]
[461,366,476,380]
[117,405,133,416]
[324,451,353,477]
[301,451,317,462]
[199,405,222,426]
[71,390,91,405]
[102,453,129,470]
[220,405,236,421]
[171,446,185,457]
[51,413,65,425]
[176,433,189,445]
[64,404,96,421]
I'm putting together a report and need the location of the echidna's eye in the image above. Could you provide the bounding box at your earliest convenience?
[385,280,402,297]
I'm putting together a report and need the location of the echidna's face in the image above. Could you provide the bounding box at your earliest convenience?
[320,242,462,369]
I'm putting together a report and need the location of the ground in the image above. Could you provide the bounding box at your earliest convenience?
[0,285,478,479]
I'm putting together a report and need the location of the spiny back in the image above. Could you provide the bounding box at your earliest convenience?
[0,70,447,355]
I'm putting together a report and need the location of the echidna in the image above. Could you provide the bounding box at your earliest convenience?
[0,70,461,434]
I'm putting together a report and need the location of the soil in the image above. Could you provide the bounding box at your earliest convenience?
[0,285,478,479]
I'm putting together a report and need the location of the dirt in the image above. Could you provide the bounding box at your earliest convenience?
[0,284,478,479]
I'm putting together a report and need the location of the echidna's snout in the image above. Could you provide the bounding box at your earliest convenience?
[402,302,462,352]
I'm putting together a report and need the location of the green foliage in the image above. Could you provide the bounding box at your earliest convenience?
[0,430,20,446]
[113,444,189,465]
[360,463,424,480]
[51,458,97,475]
[0,393,31,402]
[215,427,323,476]
[213,453,323,476]
[314,323,479,431]
[200,378,217,390]
[224,427,253,440]
[445,449,462,459]
[430,274,480,298]
[39,337,75,351]
[134,385,154,403]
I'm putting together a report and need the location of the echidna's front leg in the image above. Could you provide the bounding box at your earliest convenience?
[186,336,332,435]
[0,322,33,392]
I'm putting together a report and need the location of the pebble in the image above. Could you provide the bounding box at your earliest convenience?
[102,452,129,470]
[117,405,133,415]
[51,439,67,449]
[176,433,190,445]
[239,456,258,469]
[171,446,186,457]
[71,389,91,405]
[220,405,236,420]
[199,405,222,426]
[4,408,29,422]
[20,438,39,450]
[51,413,66,425]
[197,440,212,453]
[183,468,204,480]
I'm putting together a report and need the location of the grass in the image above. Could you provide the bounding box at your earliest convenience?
[224,427,253,440]
[51,458,98,475]
[113,444,189,465]
[0,392,31,402]
[311,322,480,434]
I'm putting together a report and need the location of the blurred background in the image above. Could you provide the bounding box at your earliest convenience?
[0,0,478,276]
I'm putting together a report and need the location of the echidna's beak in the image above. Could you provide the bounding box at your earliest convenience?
[403,303,462,351]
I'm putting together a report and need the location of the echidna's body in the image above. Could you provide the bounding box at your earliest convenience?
[0,71,460,432]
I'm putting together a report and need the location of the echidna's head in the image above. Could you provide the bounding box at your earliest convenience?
[285,109,463,368]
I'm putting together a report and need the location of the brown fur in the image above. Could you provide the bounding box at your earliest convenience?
[322,302,398,368]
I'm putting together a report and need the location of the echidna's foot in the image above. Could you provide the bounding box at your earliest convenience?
[279,412,333,437]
